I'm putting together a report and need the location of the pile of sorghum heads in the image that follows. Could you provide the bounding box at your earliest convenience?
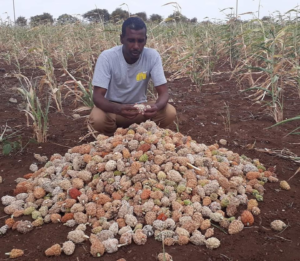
[1,121,282,257]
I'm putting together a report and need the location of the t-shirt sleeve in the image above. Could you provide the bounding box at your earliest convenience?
[150,53,167,87]
[92,53,111,89]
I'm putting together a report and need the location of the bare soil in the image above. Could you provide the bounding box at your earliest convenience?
[0,61,299,261]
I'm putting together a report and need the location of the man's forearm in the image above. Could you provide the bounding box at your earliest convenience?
[155,92,169,110]
[93,96,121,114]
[154,84,169,110]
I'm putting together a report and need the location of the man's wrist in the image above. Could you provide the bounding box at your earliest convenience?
[112,103,122,115]
[155,102,165,111]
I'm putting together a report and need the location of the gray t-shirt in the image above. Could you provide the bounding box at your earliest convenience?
[92,45,167,104]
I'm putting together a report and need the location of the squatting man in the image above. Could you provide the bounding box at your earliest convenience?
[89,17,176,136]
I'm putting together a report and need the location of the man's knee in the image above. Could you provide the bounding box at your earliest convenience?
[88,107,116,136]
[88,107,102,131]
[166,103,177,122]
[155,103,177,128]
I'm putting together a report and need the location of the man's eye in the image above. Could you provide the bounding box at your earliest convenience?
[138,39,145,43]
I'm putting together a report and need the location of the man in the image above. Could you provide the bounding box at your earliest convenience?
[89,17,176,136]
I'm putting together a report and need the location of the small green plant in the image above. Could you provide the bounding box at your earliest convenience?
[0,124,22,155]
[269,115,300,136]
[0,123,37,155]
[2,140,20,155]
[15,74,51,143]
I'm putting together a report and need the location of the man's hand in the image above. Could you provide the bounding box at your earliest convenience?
[143,104,159,118]
[119,104,139,119]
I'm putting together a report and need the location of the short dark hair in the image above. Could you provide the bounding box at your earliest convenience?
[121,17,147,36]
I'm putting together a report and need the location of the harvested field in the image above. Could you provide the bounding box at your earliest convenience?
[0,60,299,261]
[0,19,300,261]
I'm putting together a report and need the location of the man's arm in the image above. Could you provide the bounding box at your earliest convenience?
[154,84,169,110]
[93,86,139,119]
[143,84,169,118]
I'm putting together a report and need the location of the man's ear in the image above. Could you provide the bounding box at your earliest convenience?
[120,34,124,44]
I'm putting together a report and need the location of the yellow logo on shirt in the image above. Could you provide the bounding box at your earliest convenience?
[136,72,147,82]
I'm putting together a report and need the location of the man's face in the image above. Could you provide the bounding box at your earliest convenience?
[121,27,147,64]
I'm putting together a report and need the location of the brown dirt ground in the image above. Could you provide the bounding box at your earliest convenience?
[0,60,299,261]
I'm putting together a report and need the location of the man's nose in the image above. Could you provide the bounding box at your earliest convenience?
[133,41,139,49]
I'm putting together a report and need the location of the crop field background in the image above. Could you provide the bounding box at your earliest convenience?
[0,5,300,261]
[1,10,300,122]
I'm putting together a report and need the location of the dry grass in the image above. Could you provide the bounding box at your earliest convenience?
[0,13,299,135]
